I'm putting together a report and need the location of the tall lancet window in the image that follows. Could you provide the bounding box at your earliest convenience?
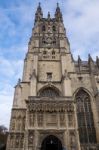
[76,90,97,144]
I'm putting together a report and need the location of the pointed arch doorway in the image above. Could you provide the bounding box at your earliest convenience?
[41,135,63,150]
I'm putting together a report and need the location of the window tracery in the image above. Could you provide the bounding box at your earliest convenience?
[42,25,46,31]
[39,87,60,97]
[76,90,97,144]
[53,25,56,31]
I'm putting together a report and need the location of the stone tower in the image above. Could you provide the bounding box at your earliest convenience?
[7,3,99,150]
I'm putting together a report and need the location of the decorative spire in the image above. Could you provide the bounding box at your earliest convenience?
[71,54,74,62]
[56,3,60,11]
[48,12,50,18]
[78,55,81,72]
[78,55,81,64]
[55,3,63,22]
[96,56,99,68]
[88,54,95,73]
[35,2,43,23]
[88,54,93,63]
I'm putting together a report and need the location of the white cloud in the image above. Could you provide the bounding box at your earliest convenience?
[0,94,13,128]
[0,56,23,128]
[0,56,23,79]
[62,0,99,60]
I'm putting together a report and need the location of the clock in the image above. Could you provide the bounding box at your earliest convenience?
[46,37,53,45]
[42,35,56,47]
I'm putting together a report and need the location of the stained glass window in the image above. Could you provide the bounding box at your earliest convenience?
[76,90,97,144]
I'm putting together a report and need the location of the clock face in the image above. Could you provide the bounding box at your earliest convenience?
[46,37,53,44]
[42,34,56,47]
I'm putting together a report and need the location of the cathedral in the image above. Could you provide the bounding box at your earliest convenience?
[6,3,99,150]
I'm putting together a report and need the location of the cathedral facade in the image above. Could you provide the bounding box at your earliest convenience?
[6,3,99,150]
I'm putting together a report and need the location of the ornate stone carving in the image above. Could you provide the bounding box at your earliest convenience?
[28,131,34,145]
[29,113,35,126]
[60,113,65,126]
[11,109,26,131]
[37,112,43,126]
[22,117,25,130]
[68,113,74,127]
[46,113,57,126]
[62,69,70,80]
[28,100,74,113]
[15,134,20,148]
[69,131,77,150]
[11,117,16,130]
[9,133,24,148]
[9,134,14,148]
[30,69,37,79]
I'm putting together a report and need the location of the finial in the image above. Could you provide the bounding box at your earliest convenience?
[96,56,99,67]
[37,2,41,10]
[17,78,21,85]
[55,3,63,22]
[48,12,50,19]
[39,2,41,7]
[57,2,59,7]
[38,2,41,9]
[35,2,43,23]
[78,55,81,62]
[88,54,93,61]
[88,54,94,66]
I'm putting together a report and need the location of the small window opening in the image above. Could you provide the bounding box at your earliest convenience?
[53,26,56,31]
[47,72,52,81]
[42,25,46,31]
[43,51,47,54]
[42,38,46,44]
[53,40,56,44]
[52,51,55,55]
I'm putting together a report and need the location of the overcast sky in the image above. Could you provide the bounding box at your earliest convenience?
[0,0,99,128]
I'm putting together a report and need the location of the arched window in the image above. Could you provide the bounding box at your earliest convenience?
[39,87,60,97]
[43,51,47,54]
[52,51,55,55]
[42,25,46,31]
[76,90,97,144]
[53,25,56,31]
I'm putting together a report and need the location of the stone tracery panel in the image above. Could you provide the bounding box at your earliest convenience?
[46,112,57,126]
[37,112,44,126]
[29,112,35,127]
[76,90,97,144]
[8,133,24,148]
[60,113,65,126]
[10,109,26,132]
[68,113,74,127]
[28,130,34,146]
[69,130,77,150]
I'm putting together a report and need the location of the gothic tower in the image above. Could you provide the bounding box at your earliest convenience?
[7,3,99,150]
